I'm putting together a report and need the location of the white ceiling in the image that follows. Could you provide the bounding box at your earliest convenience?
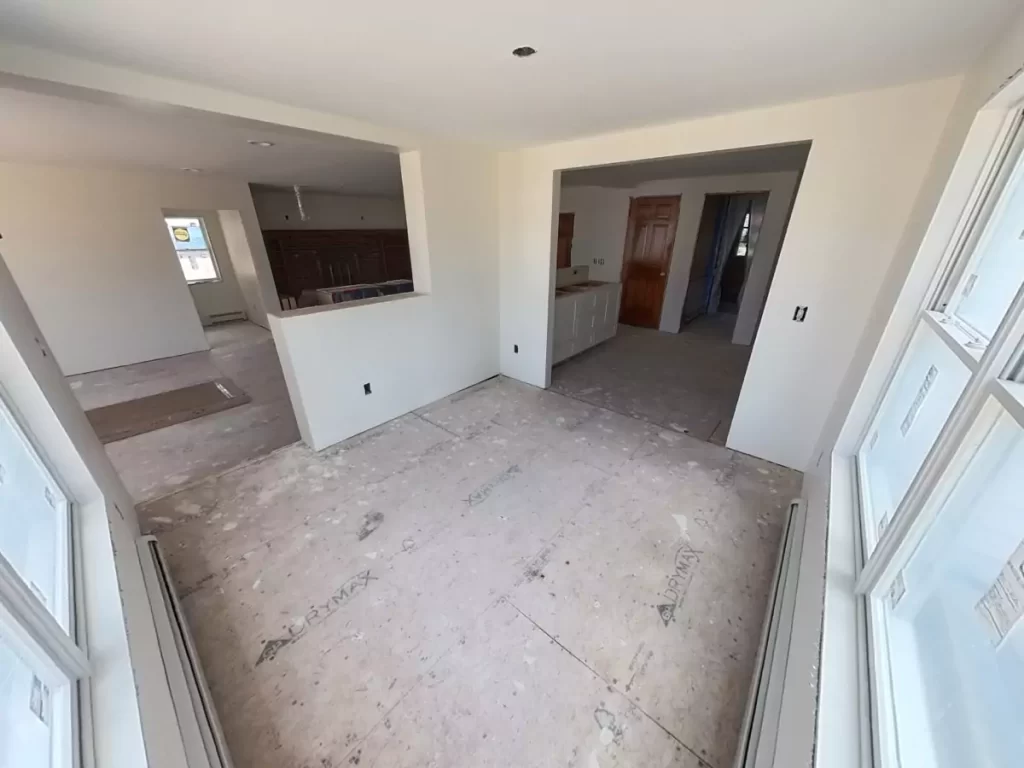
[562,143,811,188]
[0,0,1015,145]
[0,86,404,195]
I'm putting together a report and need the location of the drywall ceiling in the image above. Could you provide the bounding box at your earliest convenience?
[562,143,811,188]
[0,86,403,194]
[0,0,1014,144]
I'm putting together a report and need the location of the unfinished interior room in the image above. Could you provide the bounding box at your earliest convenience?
[1,3,1024,768]
[551,144,808,445]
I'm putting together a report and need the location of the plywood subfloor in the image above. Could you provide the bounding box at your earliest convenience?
[552,318,751,445]
[139,376,800,768]
[68,322,299,503]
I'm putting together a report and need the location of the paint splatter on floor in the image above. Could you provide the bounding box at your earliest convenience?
[139,376,800,768]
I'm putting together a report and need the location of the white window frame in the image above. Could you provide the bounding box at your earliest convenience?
[0,388,92,768]
[164,215,223,286]
[840,94,1024,767]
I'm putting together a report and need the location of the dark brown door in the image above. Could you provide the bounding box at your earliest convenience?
[619,196,680,328]
[556,213,575,268]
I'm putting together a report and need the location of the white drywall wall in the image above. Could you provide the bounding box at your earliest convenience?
[0,252,188,768]
[269,144,500,450]
[0,163,272,374]
[788,16,1024,768]
[251,188,407,230]
[561,172,798,339]
[499,77,962,470]
[163,208,248,325]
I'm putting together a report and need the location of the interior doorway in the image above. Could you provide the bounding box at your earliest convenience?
[681,192,769,336]
[618,196,681,328]
[162,211,249,328]
[549,142,809,447]
[556,212,575,268]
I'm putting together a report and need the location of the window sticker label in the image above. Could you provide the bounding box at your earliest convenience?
[889,570,907,610]
[975,540,1024,647]
[29,675,50,725]
[900,365,938,437]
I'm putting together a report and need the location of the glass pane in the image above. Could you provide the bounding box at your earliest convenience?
[859,322,972,546]
[165,216,219,283]
[0,400,70,630]
[880,408,1024,768]
[952,149,1024,342]
[0,633,57,768]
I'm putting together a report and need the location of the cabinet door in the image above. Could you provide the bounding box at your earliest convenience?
[605,285,622,339]
[575,293,597,348]
[554,296,577,343]
[592,289,609,343]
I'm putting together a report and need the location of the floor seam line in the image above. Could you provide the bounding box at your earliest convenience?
[548,386,724,446]
[412,411,462,438]
[503,598,712,767]
[339,595,507,766]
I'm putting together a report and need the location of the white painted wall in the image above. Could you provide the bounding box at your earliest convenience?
[251,188,407,230]
[0,252,188,768]
[499,77,962,470]
[269,144,500,450]
[0,163,272,375]
[163,208,248,325]
[560,172,799,341]
[783,14,1024,768]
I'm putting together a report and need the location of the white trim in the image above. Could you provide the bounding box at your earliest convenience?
[921,311,983,369]
[857,276,1024,595]
[993,379,1024,422]
[815,455,866,768]
[933,110,1024,314]
[0,552,89,681]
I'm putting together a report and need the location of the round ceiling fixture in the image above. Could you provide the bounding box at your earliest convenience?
[248,140,275,147]
[512,46,537,58]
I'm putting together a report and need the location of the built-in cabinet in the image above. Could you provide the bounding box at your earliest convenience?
[553,282,621,364]
[262,229,412,305]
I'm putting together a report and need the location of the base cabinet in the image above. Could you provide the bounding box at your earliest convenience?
[552,283,620,365]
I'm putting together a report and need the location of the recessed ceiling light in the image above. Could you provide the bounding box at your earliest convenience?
[181,167,202,173]
[248,140,275,147]
[512,46,537,58]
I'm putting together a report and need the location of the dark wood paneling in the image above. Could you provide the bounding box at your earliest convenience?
[262,229,412,305]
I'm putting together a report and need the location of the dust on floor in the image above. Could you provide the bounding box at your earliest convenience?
[139,375,801,768]
[551,322,752,445]
[67,321,299,503]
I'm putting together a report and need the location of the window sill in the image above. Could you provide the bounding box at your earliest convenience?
[815,452,869,768]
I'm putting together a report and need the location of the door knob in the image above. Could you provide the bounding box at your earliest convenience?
[659,272,666,276]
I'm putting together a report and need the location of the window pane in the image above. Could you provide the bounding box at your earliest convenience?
[880,408,1024,768]
[859,322,971,546]
[0,633,58,768]
[951,150,1024,342]
[165,217,219,283]
[0,402,69,630]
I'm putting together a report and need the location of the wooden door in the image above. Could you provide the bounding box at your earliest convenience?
[556,213,575,269]
[619,196,680,328]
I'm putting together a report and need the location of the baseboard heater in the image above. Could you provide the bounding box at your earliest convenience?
[733,499,808,768]
[205,311,247,325]
[137,535,235,768]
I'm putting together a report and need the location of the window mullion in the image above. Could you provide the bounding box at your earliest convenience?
[857,278,1024,595]
[0,552,89,680]
[934,110,1024,312]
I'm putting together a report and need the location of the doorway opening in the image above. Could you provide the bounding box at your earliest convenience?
[679,192,770,339]
[549,142,809,446]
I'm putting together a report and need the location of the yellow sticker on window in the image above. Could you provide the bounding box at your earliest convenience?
[172,227,190,242]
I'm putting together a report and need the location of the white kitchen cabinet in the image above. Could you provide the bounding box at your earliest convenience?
[552,282,620,364]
